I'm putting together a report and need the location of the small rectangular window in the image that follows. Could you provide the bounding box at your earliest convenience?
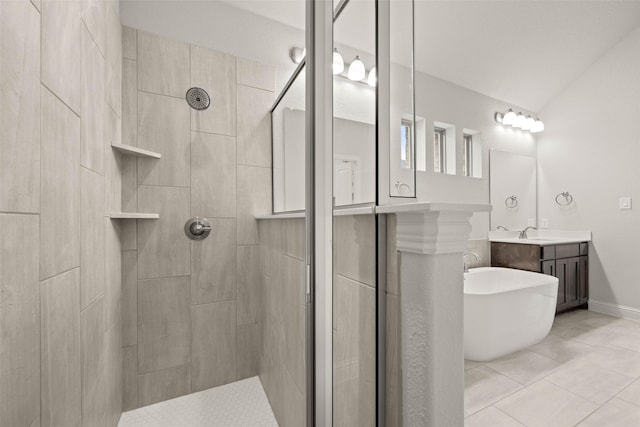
[400,119,413,169]
[434,127,446,173]
[463,133,473,177]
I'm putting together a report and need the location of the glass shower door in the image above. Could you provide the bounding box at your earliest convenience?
[332,0,378,425]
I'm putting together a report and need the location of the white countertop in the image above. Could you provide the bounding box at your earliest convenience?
[256,202,492,220]
[255,204,375,220]
[488,230,592,246]
[375,202,492,214]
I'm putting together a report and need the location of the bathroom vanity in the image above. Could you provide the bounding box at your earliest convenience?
[489,231,592,313]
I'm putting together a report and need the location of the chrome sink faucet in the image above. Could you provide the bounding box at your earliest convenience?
[463,252,480,273]
[496,225,509,231]
[519,226,537,239]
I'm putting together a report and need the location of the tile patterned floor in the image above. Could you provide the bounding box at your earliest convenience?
[118,376,279,427]
[465,310,640,426]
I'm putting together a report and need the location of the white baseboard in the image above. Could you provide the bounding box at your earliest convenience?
[588,299,640,323]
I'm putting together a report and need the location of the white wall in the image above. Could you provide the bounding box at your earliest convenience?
[388,64,538,238]
[538,27,640,312]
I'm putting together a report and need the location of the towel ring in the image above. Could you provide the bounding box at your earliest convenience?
[555,191,573,206]
[395,181,412,193]
[505,195,518,208]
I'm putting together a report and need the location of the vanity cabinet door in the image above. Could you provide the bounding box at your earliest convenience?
[556,257,580,311]
[541,260,561,304]
[579,256,589,304]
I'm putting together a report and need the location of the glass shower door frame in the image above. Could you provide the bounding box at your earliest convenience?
[305,0,334,425]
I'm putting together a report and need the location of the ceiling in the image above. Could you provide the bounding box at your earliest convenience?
[219,0,640,111]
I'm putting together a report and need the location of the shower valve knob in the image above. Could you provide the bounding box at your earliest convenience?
[184,217,212,241]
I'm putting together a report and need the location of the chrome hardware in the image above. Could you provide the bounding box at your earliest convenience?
[555,191,573,206]
[463,252,480,273]
[496,225,509,231]
[519,226,537,239]
[395,181,411,194]
[184,217,212,241]
[505,195,518,208]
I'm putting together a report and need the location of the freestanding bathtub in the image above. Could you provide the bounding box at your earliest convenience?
[464,267,559,361]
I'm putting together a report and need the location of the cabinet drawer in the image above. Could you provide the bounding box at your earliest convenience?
[556,244,580,259]
[541,246,556,260]
[580,243,588,256]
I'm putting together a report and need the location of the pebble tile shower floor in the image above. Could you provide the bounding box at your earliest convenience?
[465,309,640,426]
[118,377,278,427]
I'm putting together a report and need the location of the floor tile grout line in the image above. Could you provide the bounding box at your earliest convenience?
[467,310,640,425]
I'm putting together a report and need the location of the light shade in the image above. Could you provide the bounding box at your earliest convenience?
[332,48,344,75]
[348,56,366,81]
[289,47,305,64]
[521,115,532,131]
[524,116,536,131]
[502,109,517,126]
[530,119,545,133]
[513,113,526,129]
[367,66,377,87]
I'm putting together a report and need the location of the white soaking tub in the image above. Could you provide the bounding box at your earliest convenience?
[464,267,559,362]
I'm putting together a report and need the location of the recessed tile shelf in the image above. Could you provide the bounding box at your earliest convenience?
[111,143,162,159]
[109,212,160,220]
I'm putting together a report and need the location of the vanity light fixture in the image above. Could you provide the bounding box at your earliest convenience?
[290,46,375,87]
[348,56,366,81]
[333,48,345,75]
[525,116,536,131]
[513,113,526,129]
[367,66,377,87]
[494,109,544,133]
[530,118,544,133]
[502,109,516,125]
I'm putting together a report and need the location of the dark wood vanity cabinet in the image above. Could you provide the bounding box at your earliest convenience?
[492,242,589,313]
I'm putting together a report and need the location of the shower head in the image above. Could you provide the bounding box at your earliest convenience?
[186,87,210,110]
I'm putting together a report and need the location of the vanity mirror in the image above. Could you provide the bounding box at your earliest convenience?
[489,150,536,231]
[272,0,376,212]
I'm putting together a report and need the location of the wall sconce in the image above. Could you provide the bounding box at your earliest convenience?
[495,109,544,133]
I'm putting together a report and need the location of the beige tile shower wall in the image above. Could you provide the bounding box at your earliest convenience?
[333,215,377,427]
[120,27,275,410]
[257,214,378,427]
[257,218,306,427]
[0,1,123,426]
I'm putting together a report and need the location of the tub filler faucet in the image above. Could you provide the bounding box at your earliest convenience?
[463,252,480,273]
[519,226,537,239]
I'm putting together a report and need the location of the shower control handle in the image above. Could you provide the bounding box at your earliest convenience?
[190,222,211,234]
[184,217,212,241]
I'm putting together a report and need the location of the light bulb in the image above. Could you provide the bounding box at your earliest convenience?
[513,113,526,129]
[502,109,517,126]
[332,48,344,75]
[531,119,545,133]
[367,66,377,87]
[521,115,534,131]
[348,56,366,81]
[290,47,305,64]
